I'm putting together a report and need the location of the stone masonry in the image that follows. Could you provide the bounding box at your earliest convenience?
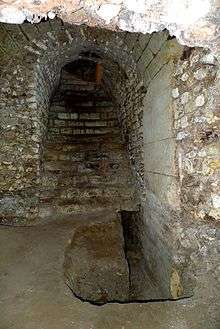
[0,20,219,308]
[39,62,137,220]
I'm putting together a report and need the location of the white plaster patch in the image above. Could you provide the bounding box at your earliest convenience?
[97,4,121,24]
[48,11,56,19]
[124,0,146,13]
[0,6,26,23]
[166,0,211,25]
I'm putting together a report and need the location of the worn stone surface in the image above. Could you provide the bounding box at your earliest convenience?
[64,212,130,304]
[0,1,219,57]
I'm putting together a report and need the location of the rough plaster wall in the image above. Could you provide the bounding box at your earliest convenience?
[111,33,184,205]
[0,0,219,57]
[142,43,182,207]
[143,62,179,207]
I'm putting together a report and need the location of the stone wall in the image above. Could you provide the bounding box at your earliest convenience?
[0,19,219,301]
[0,20,138,224]
[138,46,219,300]
[173,49,220,221]
[2,21,182,224]
[111,32,219,299]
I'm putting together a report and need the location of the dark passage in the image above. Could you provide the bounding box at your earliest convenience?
[39,57,137,221]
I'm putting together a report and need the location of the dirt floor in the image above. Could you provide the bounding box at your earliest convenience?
[0,217,218,329]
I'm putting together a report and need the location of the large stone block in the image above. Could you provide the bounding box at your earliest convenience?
[64,213,130,304]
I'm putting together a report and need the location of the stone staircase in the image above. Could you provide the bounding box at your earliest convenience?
[39,70,137,221]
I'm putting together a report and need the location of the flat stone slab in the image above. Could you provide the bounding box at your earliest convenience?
[64,213,130,304]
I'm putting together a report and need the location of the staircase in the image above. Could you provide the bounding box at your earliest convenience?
[39,70,137,221]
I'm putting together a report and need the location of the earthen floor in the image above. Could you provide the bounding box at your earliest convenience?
[0,217,217,329]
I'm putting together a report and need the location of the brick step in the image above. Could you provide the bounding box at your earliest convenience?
[43,148,129,161]
[59,86,105,95]
[49,105,116,114]
[66,100,114,108]
[44,140,126,150]
[61,97,113,106]
[47,129,119,137]
[41,172,133,189]
[48,119,118,130]
[41,199,135,213]
[39,204,107,220]
[50,99,114,109]
[49,112,117,120]
[39,201,136,221]
[43,147,128,160]
[39,186,135,205]
[43,159,131,173]
[48,114,118,125]
[60,74,97,85]
[46,134,123,144]
[41,182,134,193]
[40,182,134,196]
[47,127,121,138]
[52,93,112,102]
[59,80,96,87]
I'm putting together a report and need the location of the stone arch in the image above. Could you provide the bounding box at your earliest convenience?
[0,21,144,225]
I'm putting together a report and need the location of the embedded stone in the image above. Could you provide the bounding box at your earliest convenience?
[195,94,205,107]
[212,194,220,208]
[172,88,179,98]
[194,68,207,80]
[200,53,217,65]
[177,131,189,140]
[181,73,189,81]
[180,116,188,128]
[181,92,189,104]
